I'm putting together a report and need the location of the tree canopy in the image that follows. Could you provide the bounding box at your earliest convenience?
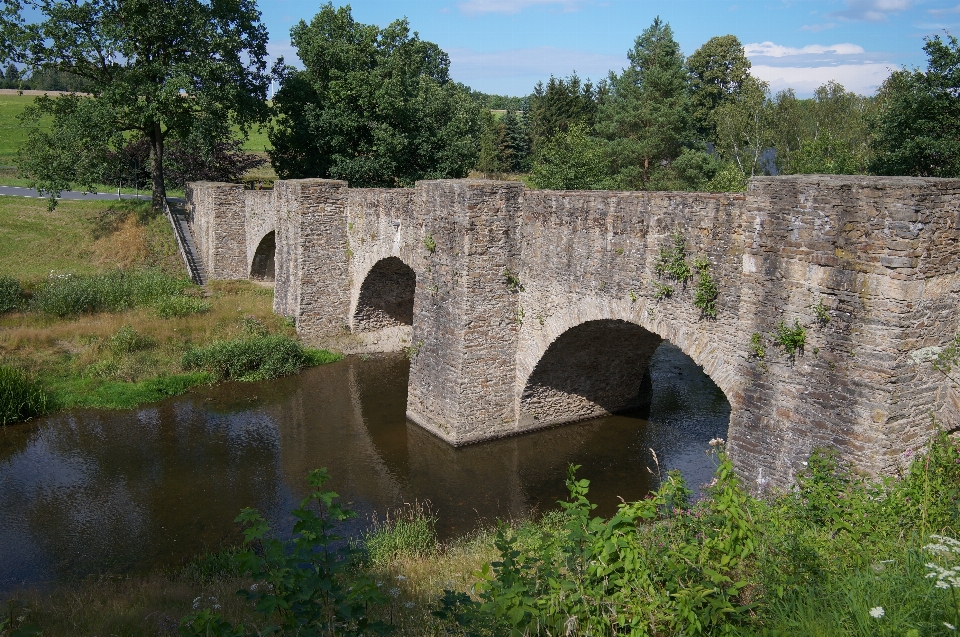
[268,3,481,187]
[2,0,270,209]
[870,34,960,178]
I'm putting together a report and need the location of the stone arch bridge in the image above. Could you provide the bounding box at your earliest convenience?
[185,176,960,489]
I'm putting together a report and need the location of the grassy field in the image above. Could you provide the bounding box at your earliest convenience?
[0,195,335,414]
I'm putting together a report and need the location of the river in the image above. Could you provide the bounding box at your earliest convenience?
[0,342,729,595]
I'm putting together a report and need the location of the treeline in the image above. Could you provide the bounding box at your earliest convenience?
[0,63,91,92]
[475,22,960,190]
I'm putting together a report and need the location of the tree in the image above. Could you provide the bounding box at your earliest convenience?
[477,110,510,177]
[269,3,481,187]
[687,35,752,140]
[530,124,608,190]
[498,109,532,173]
[712,76,773,178]
[870,34,960,177]
[597,17,691,190]
[528,73,602,152]
[3,0,269,210]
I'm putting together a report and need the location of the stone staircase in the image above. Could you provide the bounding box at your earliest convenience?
[164,199,207,285]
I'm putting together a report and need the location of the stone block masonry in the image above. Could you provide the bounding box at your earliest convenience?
[185,175,960,489]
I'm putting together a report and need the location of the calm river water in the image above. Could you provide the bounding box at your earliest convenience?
[0,343,729,594]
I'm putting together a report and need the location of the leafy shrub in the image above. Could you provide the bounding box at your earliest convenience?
[0,275,24,313]
[179,468,391,637]
[30,269,189,317]
[655,231,692,283]
[0,365,49,425]
[181,334,341,382]
[153,294,210,318]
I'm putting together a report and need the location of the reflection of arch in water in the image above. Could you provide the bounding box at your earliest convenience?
[250,231,276,281]
[352,257,416,332]
[516,300,739,434]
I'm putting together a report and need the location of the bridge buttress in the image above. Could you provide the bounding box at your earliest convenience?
[405,180,526,445]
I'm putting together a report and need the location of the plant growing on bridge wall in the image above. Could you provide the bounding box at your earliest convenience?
[812,297,830,326]
[774,318,807,358]
[693,255,718,318]
[750,332,765,360]
[655,230,693,283]
[423,234,436,253]
[503,268,523,292]
[654,282,674,300]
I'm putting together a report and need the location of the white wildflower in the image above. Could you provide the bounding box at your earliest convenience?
[945,622,956,630]
[869,607,885,619]
[403,601,414,609]
[389,587,400,598]
[192,596,201,610]
[396,574,407,581]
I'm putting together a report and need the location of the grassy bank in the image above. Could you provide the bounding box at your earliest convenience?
[0,196,339,421]
[6,434,960,636]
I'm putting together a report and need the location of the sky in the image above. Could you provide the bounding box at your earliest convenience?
[260,0,960,98]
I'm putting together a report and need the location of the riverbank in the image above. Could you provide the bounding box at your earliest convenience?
[0,195,338,423]
[5,434,960,636]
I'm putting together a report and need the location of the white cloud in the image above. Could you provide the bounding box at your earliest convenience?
[829,0,913,22]
[744,42,865,57]
[751,63,893,95]
[929,3,960,15]
[458,0,587,16]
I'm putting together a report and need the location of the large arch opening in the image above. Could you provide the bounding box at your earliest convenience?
[520,319,663,428]
[250,231,275,281]
[354,257,416,332]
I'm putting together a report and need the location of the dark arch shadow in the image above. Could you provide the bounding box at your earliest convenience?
[250,231,275,281]
[354,257,416,332]
[520,319,664,428]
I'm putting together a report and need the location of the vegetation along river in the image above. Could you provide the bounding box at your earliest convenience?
[0,342,729,595]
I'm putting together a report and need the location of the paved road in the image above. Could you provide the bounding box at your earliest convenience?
[0,185,154,201]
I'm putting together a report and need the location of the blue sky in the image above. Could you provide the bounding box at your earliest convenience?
[261,0,960,97]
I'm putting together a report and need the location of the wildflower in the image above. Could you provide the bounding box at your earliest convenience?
[396,574,407,581]
[946,622,956,630]
[404,601,414,609]
[869,607,885,619]
[389,587,400,598]
[192,596,201,610]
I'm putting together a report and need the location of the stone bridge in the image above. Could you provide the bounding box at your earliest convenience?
[185,176,960,489]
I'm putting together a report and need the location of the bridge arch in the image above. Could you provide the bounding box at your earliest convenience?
[250,231,276,281]
[515,296,743,431]
[352,256,417,333]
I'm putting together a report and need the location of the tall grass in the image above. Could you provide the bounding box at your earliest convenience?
[0,364,49,424]
[0,274,23,313]
[30,269,191,317]
[364,502,438,568]
[182,334,342,382]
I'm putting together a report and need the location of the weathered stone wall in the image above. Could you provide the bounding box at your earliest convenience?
[185,175,960,488]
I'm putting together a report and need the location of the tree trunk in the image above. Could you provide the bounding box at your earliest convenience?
[149,122,167,213]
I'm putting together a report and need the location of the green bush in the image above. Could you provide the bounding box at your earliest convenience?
[30,269,189,317]
[0,365,49,425]
[180,468,391,637]
[0,275,24,313]
[774,318,807,358]
[107,324,153,355]
[181,334,341,382]
[153,294,210,318]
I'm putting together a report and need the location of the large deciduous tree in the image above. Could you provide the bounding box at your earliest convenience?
[268,3,481,187]
[597,17,691,190]
[686,34,752,141]
[870,34,960,178]
[2,0,270,210]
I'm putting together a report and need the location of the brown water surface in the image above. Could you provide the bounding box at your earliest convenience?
[0,343,729,594]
